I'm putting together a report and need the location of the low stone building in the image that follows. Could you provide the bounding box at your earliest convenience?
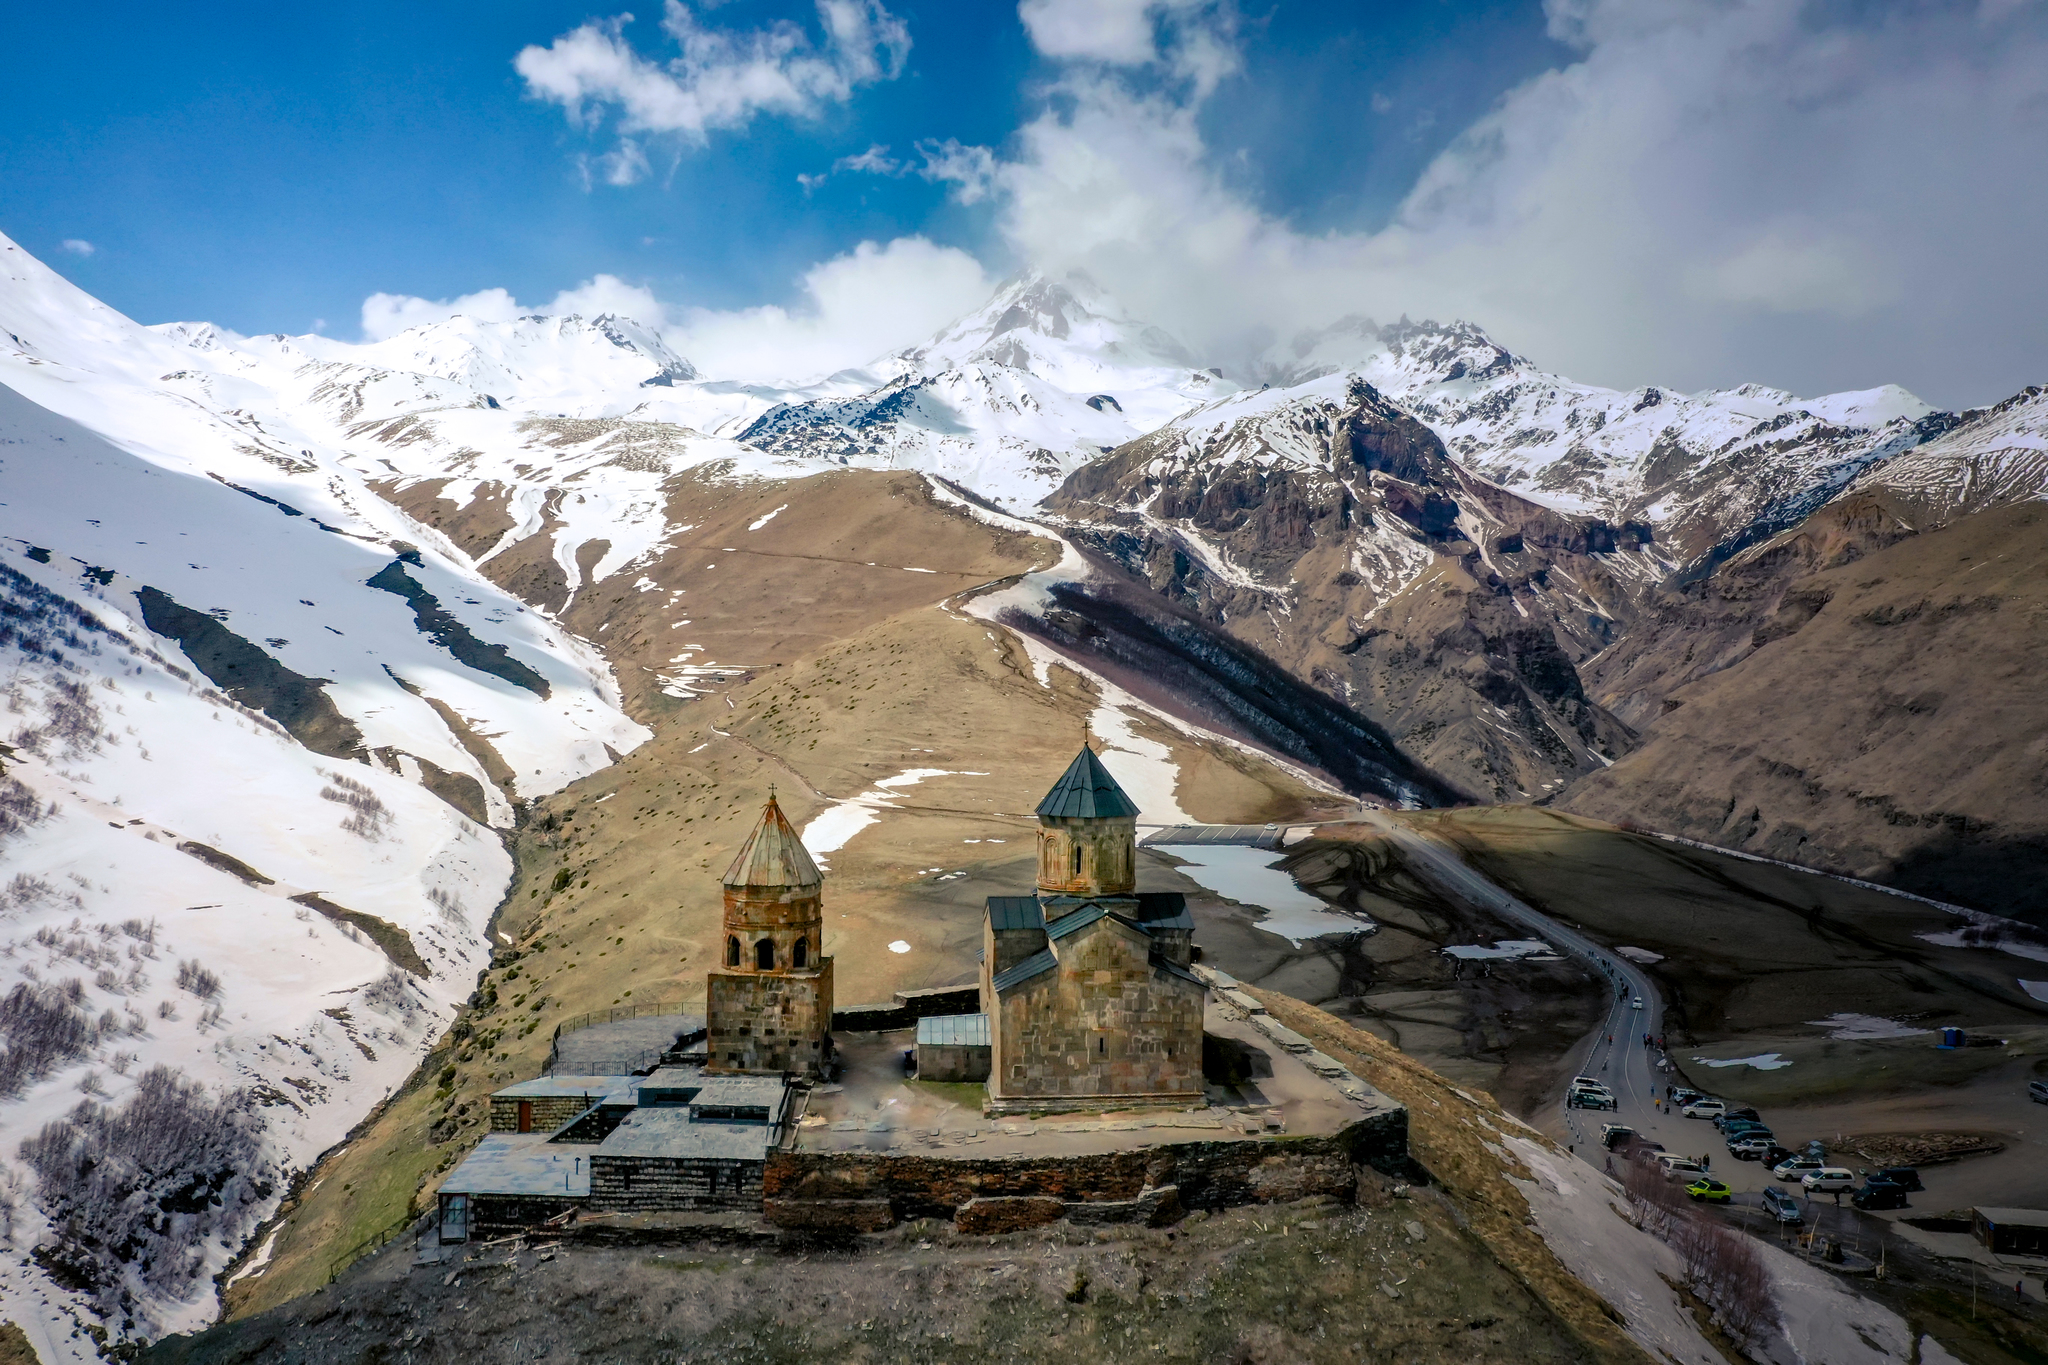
[439,1065,791,1239]
[917,744,1206,1112]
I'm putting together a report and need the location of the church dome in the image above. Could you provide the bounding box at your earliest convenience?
[722,796,823,889]
[1036,744,1142,821]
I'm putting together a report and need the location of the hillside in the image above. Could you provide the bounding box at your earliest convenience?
[1564,498,2048,923]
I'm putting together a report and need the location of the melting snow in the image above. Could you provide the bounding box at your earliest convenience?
[1692,1053,1793,1070]
[1809,1013,1930,1040]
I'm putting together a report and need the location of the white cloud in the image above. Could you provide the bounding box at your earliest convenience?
[1017,0,1238,97]
[670,236,991,383]
[915,139,997,204]
[358,274,668,341]
[984,0,2048,408]
[59,239,95,257]
[833,143,903,174]
[517,0,911,183]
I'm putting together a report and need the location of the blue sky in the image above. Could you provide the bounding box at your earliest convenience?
[4,1,2045,406]
[1,2,1563,336]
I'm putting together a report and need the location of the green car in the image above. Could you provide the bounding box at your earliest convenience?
[1686,1178,1733,1203]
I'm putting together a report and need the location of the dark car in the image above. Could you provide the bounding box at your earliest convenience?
[1852,1181,1910,1211]
[1758,1144,1795,1169]
[1720,1120,1770,1141]
[1874,1166,1923,1192]
[1714,1108,1761,1130]
[1601,1125,1637,1151]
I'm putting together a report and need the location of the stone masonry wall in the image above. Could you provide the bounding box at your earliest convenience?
[1036,816,1138,896]
[707,957,833,1076]
[990,921,1202,1101]
[763,1109,1408,1233]
[588,1154,763,1213]
[488,1093,596,1134]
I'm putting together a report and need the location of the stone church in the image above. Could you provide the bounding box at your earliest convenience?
[705,794,834,1078]
[953,744,1207,1112]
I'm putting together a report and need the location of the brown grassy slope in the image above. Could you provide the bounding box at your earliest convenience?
[1392,805,2048,1047]
[1563,500,2048,924]
[227,599,1336,1319]
[1241,987,1649,1364]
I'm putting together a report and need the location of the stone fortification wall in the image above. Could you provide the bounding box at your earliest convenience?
[588,1155,764,1213]
[762,1110,1407,1234]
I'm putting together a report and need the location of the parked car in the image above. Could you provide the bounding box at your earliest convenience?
[1803,1139,1827,1159]
[1601,1124,1636,1150]
[1761,1185,1807,1224]
[1758,1144,1795,1169]
[1728,1134,1778,1160]
[1571,1087,1619,1111]
[1661,1158,1706,1182]
[2029,1079,2048,1105]
[1774,1155,1825,1182]
[1713,1107,1761,1130]
[1852,1181,1911,1210]
[1687,1178,1734,1203]
[1802,1167,1857,1193]
[1719,1122,1770,1143]
[1873,1166,1923,1192]
[1683,1099,1727,1119]
[1670,1087,1703,1107]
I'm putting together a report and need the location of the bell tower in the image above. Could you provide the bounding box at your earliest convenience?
[1034,743,1142,898]
[705,795,833,1077]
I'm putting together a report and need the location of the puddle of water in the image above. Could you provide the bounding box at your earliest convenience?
[1152,844,1374,946]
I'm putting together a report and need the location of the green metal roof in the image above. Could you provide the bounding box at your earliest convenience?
[1035,745,1141,820]
[722,797,823,889]
[985,896,1046,932]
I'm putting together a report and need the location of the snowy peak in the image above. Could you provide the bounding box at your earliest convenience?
[345,311,697,406]
[891,270,1200,379]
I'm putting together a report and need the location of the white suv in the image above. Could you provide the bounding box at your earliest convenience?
[1802,1167,1856,1193]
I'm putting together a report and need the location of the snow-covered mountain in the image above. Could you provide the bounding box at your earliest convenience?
[737,272,1234,506]
[0,232,649,1351]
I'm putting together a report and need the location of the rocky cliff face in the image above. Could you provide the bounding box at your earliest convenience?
[1046,376,1650,801]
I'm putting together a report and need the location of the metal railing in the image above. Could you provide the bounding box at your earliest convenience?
[327,1207,435,1283]
[549,1000,692,1042]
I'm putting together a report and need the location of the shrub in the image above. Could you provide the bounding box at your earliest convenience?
[17,1066,274,1329]
[320,771,392,842]
[0,980,97,1096]
[174,960,220,999]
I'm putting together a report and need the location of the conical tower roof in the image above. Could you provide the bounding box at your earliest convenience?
[1036,744,1142,820]
[722,796,823,888]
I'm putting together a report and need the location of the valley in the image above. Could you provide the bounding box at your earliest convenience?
[2,227,2045,1364]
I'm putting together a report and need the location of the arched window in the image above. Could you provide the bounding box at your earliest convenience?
[1071,844,1083,877]
[792,936,808,969]
[726,936,741,967]
[755,937,776,971]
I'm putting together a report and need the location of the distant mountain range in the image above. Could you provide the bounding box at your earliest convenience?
[2,228,2044,1347]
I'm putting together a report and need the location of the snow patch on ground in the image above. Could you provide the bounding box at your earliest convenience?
[1614,946,1664,964]
[1808,1013,1930,1040]
[1442,939,1557,961]
[798,769,986,868]
[1693,1053,1794,1070]
[1503,1137,1724,1365]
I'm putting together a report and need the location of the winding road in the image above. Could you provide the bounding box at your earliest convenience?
[1349,810,1683,1157]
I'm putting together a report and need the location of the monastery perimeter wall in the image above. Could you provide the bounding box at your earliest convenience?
[761,1108,1408,1234]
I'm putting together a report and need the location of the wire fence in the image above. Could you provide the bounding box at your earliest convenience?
[549,1000,692,1042]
